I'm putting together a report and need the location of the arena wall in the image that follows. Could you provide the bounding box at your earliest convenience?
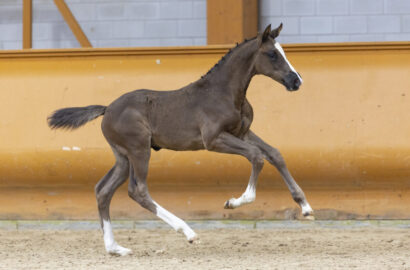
[0,42,409,220]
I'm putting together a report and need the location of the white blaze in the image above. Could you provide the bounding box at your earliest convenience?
[274,42,303,83]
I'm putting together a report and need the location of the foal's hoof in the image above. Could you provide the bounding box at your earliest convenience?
[304,214,315,221]
[188,235,201,244]
[224,198,235,209]
[301,203,314,220]
[303,209,315,221]
[107,244,133,256]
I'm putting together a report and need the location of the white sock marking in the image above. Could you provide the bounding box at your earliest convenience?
[153,201,197,241]
[301,202,313,216]
[228,184,256,208]
[275,42,303,83]
[103,219,132,256]
[103,219,115,248]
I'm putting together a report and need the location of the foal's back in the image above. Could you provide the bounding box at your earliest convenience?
[102,86,207,151]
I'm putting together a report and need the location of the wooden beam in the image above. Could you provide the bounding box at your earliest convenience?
[22,0,32,49]
[242,0,258,41]
[53,0,92,48]
[207,0,258,45]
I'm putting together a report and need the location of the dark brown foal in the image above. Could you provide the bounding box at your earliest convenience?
[48,24,313,256]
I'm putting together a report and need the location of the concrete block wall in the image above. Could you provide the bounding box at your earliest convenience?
[1,0,410,49]
[260,0,410,43]
[0,0,206,49]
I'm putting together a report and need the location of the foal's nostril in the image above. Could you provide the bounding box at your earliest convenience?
[284,72,301,91]
[294,77,301,88]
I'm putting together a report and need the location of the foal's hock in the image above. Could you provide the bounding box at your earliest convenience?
[48,24,313,256]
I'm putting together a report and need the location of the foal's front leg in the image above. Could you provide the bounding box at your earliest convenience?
[204,132,264,209]
[244,130,314,219]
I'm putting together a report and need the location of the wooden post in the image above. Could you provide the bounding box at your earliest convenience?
[53,0,92,47]
[207,0,258,45]
[23,0,32,49]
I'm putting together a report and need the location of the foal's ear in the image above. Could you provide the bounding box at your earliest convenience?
[270,23,283,39]
[258,24,272,46]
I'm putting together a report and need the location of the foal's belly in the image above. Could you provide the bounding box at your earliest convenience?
[149,114,205,151]
[151,129,205,151]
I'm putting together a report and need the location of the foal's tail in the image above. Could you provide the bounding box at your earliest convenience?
[47,105,106,130]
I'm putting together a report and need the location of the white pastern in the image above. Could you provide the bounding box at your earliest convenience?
[103,220,132,256]
[301,202,314,216]
[153,201,197,242]
[274,42,303,83]
[227,184,256,208]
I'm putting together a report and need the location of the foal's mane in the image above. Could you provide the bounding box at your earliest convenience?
[201,37,257,79]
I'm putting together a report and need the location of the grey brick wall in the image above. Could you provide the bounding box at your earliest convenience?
[260,0,410,43]
[0,0,206,49]
[1,0,410,49]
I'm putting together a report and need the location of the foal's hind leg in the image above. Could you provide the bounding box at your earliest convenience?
[244,130,314,219]
[95,146,131,256]
[127,146,198,243]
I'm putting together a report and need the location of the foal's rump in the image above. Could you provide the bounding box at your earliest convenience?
[47,105,106,130]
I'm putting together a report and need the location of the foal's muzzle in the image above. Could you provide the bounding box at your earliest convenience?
[283,72,302,91]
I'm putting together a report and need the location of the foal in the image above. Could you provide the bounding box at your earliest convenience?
[48,24,314,256]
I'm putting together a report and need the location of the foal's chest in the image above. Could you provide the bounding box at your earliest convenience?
[228,99,254,138]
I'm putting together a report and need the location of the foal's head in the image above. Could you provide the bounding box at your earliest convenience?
[254,24,303,91]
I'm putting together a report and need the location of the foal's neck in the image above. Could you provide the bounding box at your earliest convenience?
[202,39,258,108]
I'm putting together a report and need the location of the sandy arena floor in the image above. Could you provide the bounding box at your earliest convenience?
[0,228,409,270]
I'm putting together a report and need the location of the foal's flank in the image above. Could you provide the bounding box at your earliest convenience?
[47,24,313,256]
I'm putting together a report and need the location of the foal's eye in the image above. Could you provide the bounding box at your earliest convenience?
[266,51,278,61]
